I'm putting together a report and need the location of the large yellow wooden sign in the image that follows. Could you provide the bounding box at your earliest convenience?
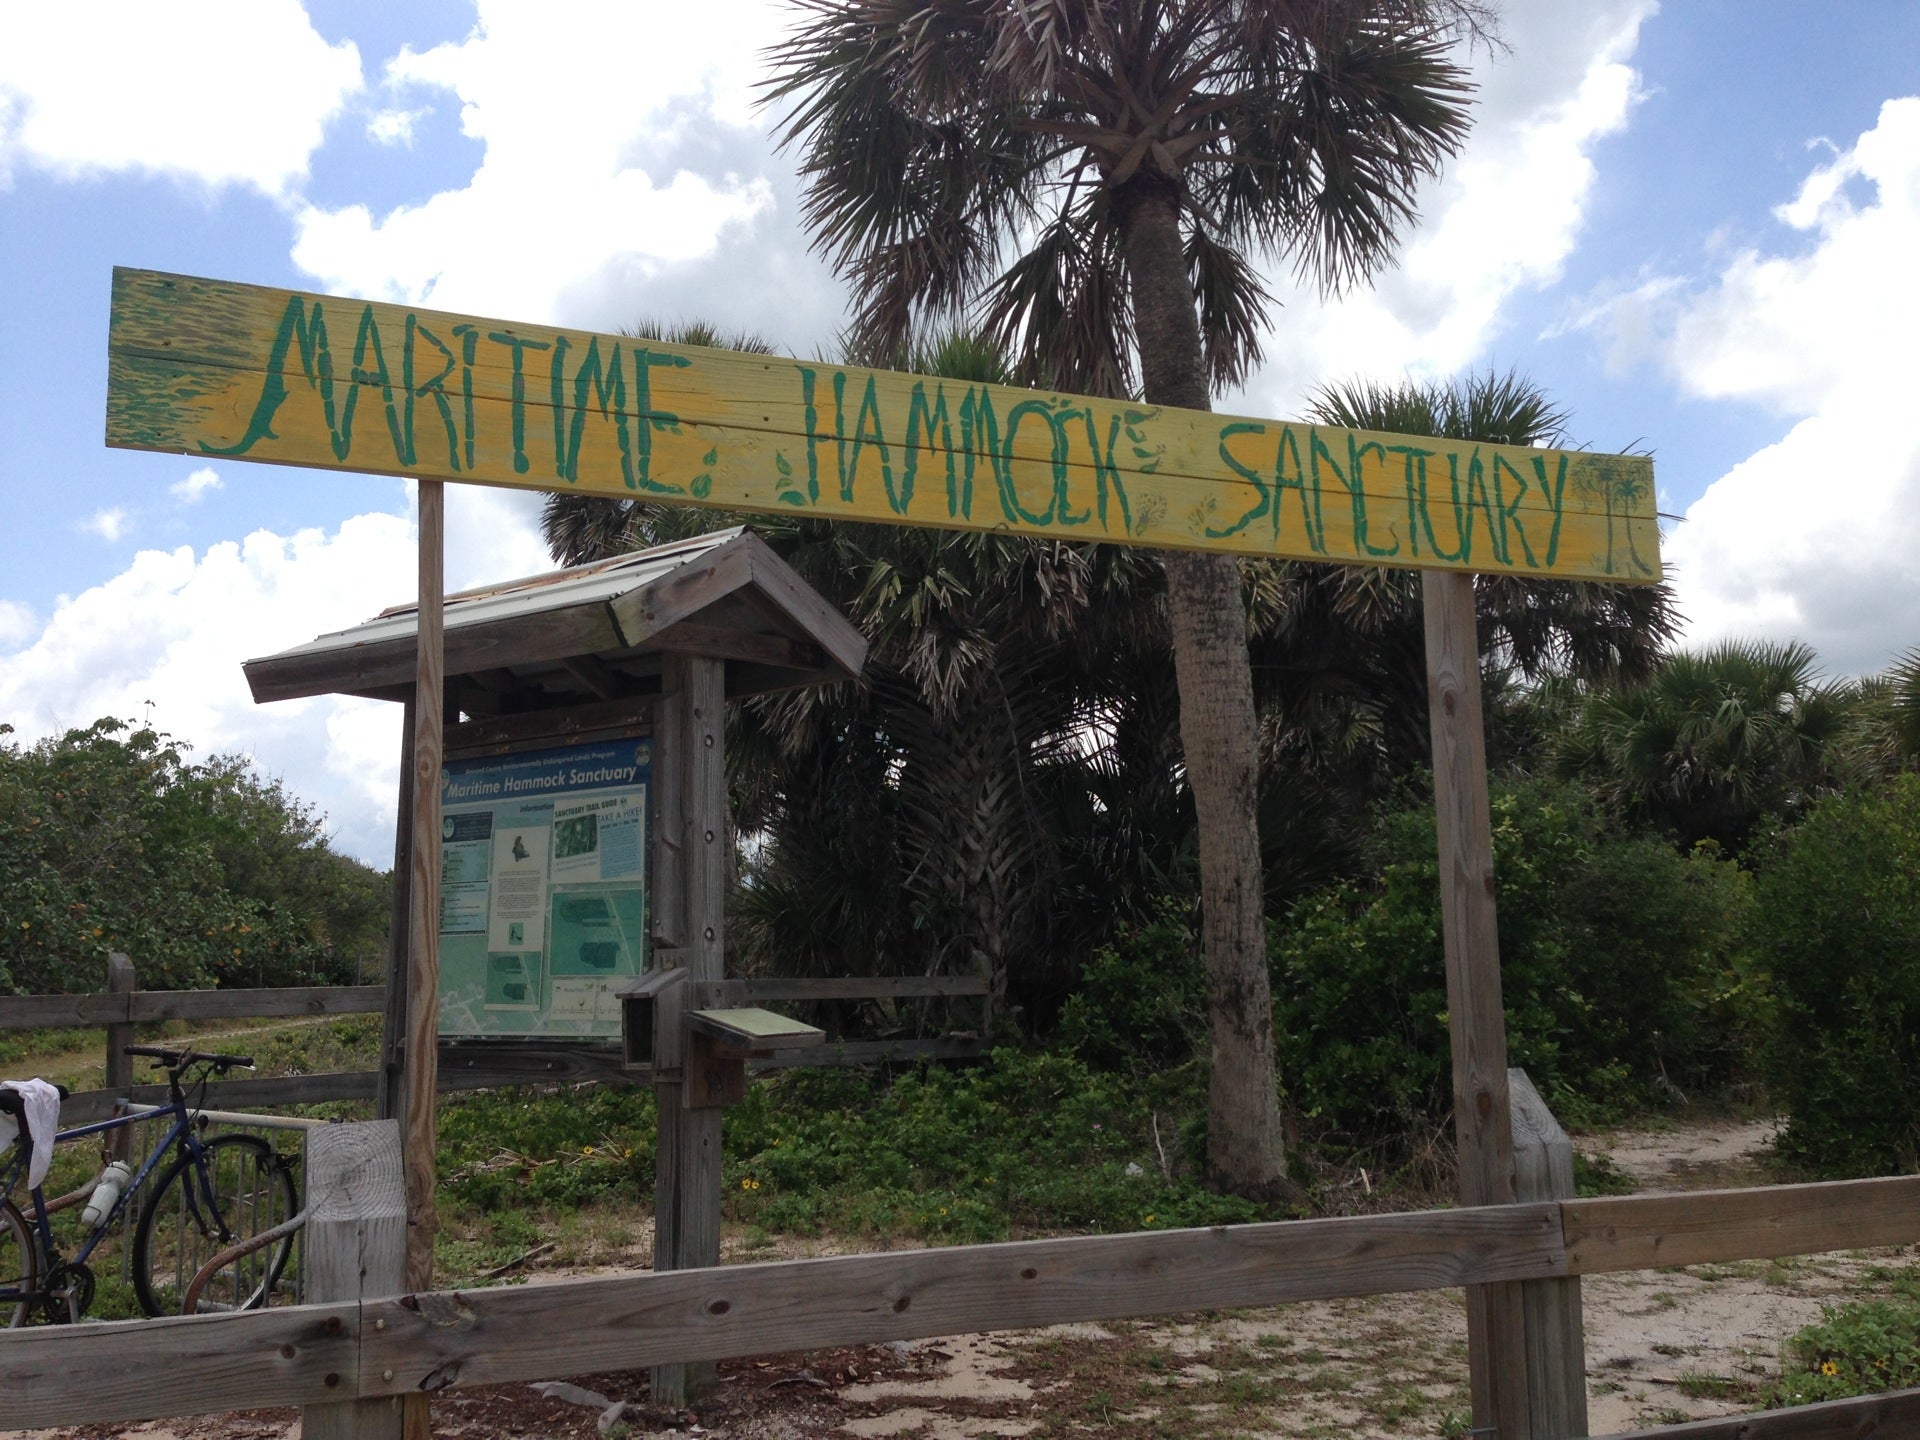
[106,268,1659,582]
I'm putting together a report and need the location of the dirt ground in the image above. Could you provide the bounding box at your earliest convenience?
[5,1115,1904,1440]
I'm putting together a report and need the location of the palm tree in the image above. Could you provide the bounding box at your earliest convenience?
[768,0,1483,1199]
[1279,373,1678,774]
[1552,639,1849,850]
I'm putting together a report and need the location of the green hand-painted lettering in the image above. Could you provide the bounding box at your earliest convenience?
[403,315,459,471]
[486,332,551,475]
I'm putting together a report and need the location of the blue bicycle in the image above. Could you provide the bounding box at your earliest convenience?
[1,1045,299,1324]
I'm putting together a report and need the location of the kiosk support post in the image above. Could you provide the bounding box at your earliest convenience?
[651,652,728,1408]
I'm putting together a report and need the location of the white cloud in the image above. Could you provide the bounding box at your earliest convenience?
[366,108,426,148]
[170,467,224,504]
[0,600,34,648]
[0,489,551,865]
[1240,0,1657,413]
[1657,97,1920,675]
[288,0,786,324]
[0,0,361,195]
[82,508,130,542]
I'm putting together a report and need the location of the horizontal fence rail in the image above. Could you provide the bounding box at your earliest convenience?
[5,1173,1919,1430]
[0,984,386,1030]
[1,974,992,1123]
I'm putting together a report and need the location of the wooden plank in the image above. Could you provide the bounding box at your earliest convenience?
[0,984,386,1031]
[753,1036,986,1070]
[361,1202,1567,1393]
[444,693,654,755]
[608,543,757,651]
[379,693,417,1124]
[649,619,827,670]
[436,1041,633,1087]
[730,976,991,1002]
[1423,569,1527,1438]
[105,268,1660,583]
[128,985,386,1023]
[404,482,445,1305]
[304,1121,407,1440]
[0,1304,360,1426]
[61,1071,384,1125]
[742,544,871,676]
[1510,1069,1587,1440]
[1592,1386,1920,1439]
[686,1008,826,1049]
[244,596,624,703]
[1563,1175,1920,1274]
[0,991,130,1028]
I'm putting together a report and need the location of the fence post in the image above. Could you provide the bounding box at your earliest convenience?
[303,1119,406,1440]
[103,953,136,1163]
[1510,1068,1588,1439]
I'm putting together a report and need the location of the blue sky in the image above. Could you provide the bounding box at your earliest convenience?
[3,1,1917,864]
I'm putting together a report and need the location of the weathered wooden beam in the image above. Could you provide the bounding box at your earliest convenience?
[106,268,1662,582]
[0,984,386,1031]
[1563,1174,1920,1274]
[378,692,416,1126]
[1424,569,1527,1438]
[729,976,991,1002]
[9,1177,1920,1430]
[102,954,136,1163]
[1510,1069,1587,1440]
[402,481,446,1440]
[130,986,387,1024]
[1592,1386,1920,1439]
[0,1304,361,1426]
[442,692,655,755]
[303,1122,407,1440]
[364,1203,1566,1392]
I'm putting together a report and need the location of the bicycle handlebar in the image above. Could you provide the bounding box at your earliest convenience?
[122,1044,255,1072]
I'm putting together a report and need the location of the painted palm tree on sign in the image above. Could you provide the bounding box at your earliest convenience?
[768,0,1483,1194]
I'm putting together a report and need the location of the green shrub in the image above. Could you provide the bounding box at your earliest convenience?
[1271,776,1751,1145]
[1751,774,1920,1175]
[1766,1289,1920,1406]
[1056,902,1206,1071]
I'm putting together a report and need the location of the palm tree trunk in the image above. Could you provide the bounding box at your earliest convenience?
[1115,177,1290,1199]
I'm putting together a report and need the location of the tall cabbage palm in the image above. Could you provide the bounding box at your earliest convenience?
[769,0,1481,1197]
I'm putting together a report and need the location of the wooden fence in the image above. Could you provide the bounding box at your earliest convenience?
[6,971,1917,1438]
[3,1117,1917,1439]
[0,963,989,1125]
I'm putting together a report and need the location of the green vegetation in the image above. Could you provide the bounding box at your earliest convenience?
[436,1048,1264,1256]
[1766,1266,1920,1406]
[1273,777,1752,1141]
[0,717,389,995]
[1750,774,1920,1175]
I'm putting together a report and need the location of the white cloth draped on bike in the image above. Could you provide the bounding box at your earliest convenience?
[0,1077,62,1189]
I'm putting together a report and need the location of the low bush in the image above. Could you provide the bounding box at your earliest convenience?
[1765,1271,1920,1406]
[1271,776,1752,1147]
[1750,774,1920,1175]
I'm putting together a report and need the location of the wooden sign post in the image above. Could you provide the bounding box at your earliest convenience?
[106,267,1664,1432]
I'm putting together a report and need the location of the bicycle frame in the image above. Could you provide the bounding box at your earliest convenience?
[2,1092,208,1283]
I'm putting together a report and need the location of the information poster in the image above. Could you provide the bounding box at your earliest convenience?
[437,738,651,1037]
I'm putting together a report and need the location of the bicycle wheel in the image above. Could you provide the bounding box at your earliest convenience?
[1,1198,36,1327]
[132,1134,298,1316]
